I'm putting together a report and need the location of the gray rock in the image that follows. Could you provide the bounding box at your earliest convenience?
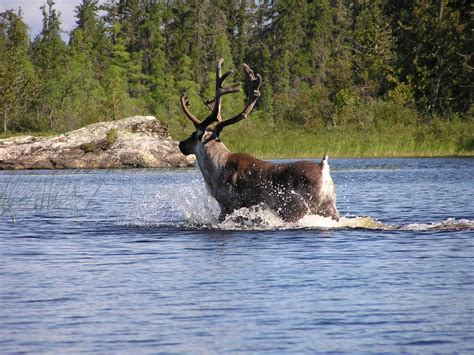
[0,116,195,169]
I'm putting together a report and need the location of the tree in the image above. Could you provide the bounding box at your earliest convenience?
[266,0,308,94]
[0,0,471,137]
[305,0,333,85]
[0,9,37,133]
[67,0,109,127]
[141,1,169,115]
[352,1,396,98]
[235,0,248,67]
[31,0,68,130]
[388,0,473,114]
[100,0,141,120]
[70,0,108,58]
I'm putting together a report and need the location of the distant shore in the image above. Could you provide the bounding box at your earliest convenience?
[173,117,474,159]
[2,116,472,161]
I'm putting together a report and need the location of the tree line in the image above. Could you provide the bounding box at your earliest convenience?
[0,0,472,135]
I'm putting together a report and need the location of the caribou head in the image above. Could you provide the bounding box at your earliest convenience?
[179,59,339,223]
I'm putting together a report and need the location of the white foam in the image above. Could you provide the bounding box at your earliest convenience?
[399,218,474,231]
[212,208,389,231]
[126,180,473,232]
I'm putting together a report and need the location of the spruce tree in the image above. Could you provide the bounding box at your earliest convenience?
[393,1,473,114]
[267,0,308,94]
[352,1,396,98]
[0,9,36,133]
[142,1,169,116]
[68,0,109,126]
[31,0,68,130]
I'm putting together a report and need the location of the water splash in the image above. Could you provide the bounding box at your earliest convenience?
[126,179,220,227]
[213,208,473,232]
[207,205,385,231]
[2,171,471,233]
[148,192,473,232]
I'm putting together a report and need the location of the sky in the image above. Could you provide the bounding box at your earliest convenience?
[1,0,103,41]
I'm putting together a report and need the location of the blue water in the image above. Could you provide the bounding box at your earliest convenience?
[1,158,473,353]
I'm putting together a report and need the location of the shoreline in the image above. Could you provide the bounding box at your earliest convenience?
[2,118,473,162]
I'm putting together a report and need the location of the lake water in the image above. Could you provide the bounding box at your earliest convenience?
[1,158,473,353]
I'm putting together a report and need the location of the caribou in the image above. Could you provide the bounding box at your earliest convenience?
[179,59,339,223]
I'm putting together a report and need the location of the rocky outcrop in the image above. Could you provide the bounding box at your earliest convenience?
[0,116,195,169]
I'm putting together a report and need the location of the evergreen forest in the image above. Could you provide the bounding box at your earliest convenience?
[0,0,472,156]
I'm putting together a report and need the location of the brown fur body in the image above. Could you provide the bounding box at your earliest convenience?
[218,153,338,222]
[181,135,339,222]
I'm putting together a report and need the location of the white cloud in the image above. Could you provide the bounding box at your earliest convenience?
[1,0,102,41]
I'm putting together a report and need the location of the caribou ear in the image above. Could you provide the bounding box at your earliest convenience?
[321,154,328,164]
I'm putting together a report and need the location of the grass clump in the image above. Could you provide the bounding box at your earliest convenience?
[106,128,118,145]
[80,142,98,153]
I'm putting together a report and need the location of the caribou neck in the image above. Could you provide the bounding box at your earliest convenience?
[195,140,230,195]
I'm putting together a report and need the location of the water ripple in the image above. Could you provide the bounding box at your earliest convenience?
[1,158,473,354]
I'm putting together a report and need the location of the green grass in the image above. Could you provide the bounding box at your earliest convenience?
[193,117,474,158]
[106,128,118,145]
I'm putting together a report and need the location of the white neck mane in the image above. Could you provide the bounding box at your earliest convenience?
[195,140,230,197]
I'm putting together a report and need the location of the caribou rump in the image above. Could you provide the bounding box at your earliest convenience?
[178,59,339,223]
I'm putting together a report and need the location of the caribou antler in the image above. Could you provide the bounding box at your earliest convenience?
[203,98,216,112]
[214,63,262,134]
[179,59,257,130]
[199,58,241,128]
[180,94,201,127]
